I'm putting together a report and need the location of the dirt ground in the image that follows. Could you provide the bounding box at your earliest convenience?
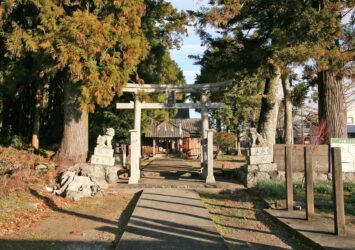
[200,189,312,250]
[0,188,139,250]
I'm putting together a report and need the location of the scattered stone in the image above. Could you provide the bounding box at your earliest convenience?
[180,172,191,177]
[35,164,48,172]
[65,175,100,201]
[294,205,302,210]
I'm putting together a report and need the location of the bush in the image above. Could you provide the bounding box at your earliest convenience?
[10,135,27,149]
[255,180,286,200]
[314,181,333,194]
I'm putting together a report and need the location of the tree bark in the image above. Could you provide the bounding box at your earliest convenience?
[258,68,281,146]
[31,84,43,149]
[318,70,347,143]
[55,81,88,163]
[282,74,293,144]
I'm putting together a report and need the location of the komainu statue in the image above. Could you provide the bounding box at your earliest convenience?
[248,128,266,147]
[97,128,115,148]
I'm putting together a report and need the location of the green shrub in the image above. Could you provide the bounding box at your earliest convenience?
[344,182,355,194]
[10,135,28,149]
[314,181,333,194]
[255,180,286,200]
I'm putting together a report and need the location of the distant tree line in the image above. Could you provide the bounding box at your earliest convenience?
[0,0,188,163]
[192,0,354,146]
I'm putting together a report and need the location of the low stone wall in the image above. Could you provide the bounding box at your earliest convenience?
[237,168,355,187]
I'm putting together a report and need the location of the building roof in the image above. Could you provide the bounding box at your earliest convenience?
[145,119,201,138]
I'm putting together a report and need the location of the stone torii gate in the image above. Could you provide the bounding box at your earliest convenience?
[116,80,233,184]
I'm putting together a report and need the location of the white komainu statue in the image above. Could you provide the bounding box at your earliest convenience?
[249,128,266,147]
[97,128,115,148]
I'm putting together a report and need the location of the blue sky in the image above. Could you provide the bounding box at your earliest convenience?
[168,0,207,84]
[168,0,209,117]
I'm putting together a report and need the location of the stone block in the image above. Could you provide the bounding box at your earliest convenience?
[275,171,286,181]
[80,164,106,179]
[258,163,277,172]
[91,155,115,166]
[247,154,273,165]
[65,176,97,201]
[255,171,272,181]
[247,165,259,172]
[246,172,257,187]
[105,166,120,183]
[248,147,272,156]
[94,147,114,157]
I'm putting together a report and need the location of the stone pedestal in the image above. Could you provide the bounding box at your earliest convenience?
[91,147,115,166]
[243,146,276,187]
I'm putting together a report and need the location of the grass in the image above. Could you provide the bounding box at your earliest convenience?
[254,180,355,217]
[0,192,29,224]
[217,155,246,162]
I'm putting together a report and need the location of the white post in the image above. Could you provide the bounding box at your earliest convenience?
[152,138,156,156]
[128,130,140,184]
[134,95,142,158]
[200,91,209,178]
[206,129,216,183]
[122,144,126,167]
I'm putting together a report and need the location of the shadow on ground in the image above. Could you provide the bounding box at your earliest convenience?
[0,189,142,250]
[199,189,313,250]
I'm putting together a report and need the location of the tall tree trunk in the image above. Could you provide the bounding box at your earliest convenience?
[282,74,293,144]
[216,118,222,132]
[31,84,43,149]
[318,70,347,143]
[55,82,88,163]
[258,68,281,146]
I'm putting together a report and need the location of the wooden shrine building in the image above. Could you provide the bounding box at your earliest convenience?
[142,119,201,157]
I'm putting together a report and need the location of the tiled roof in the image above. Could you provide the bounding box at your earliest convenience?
[145,119,201,138]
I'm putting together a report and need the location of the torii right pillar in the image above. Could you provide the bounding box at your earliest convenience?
[200,91,215,183]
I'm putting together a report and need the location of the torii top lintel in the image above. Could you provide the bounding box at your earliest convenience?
[122,80,233,94]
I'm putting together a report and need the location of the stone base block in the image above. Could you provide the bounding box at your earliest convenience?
[91,155,115,166]
[248,147,272,156]
[247,154,273,165]
[246,163,277,172]
[258,163,277,172]
[94,147,114,157]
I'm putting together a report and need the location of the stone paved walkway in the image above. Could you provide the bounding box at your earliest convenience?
[117,188,227,250]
